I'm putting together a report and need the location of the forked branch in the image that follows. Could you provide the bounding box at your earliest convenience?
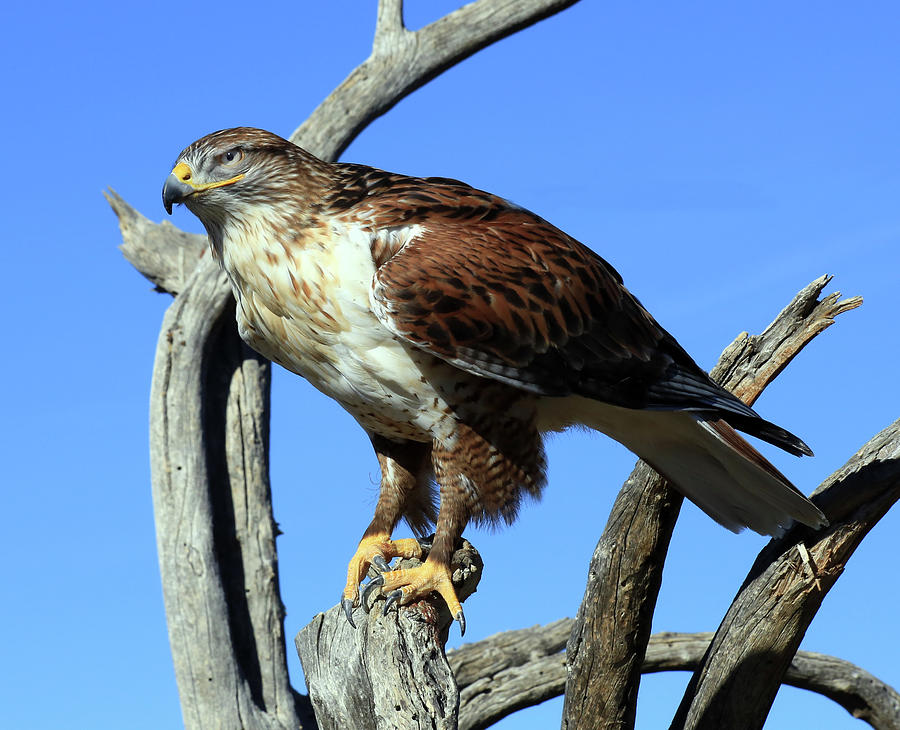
[292,0,582,161]
[562,276,863,730]
[670,418,900,730]
[448,625,900,730]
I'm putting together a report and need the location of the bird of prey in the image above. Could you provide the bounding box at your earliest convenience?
[163,127,826,633]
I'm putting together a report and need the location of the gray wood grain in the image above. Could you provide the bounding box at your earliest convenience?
[108,187,207,295]
[291,0,582,161]
[649,632,900,730]
[670,419,900,730]
[148,258,306,729]
[295,540,483,730]
[446,624,900,730]
[562,277,863,730]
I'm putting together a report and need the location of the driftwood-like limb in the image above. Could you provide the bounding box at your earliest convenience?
[451,619,571,730]
[670,419,900,730]
[108,188,207,296]
[115,1,584,728]
[148,261,308,729]
[647,633,900,730]
[447,624,900,730]
[562,276,862,730]
[708,275,864,407]
[561,464,682,730]
[108,188,207,295]
[292,0,581,161]
[298,607,457,730]
[295,540,483,730]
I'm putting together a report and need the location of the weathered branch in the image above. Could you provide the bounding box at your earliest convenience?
[649,633,900,730]
[108,188,206,295]
[292,0,581,161]
[452,620,571,730]
[295,540,483,730]
[447,625,900,730]
[115,1,585,728]
[708,275,864,407]
[148,261,308,729]
[670,418,900,730]
[562,276,862,730]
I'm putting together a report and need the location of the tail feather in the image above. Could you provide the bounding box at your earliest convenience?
[567,400,827,536]
[686,417,826,533]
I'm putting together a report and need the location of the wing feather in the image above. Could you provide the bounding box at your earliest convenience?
[324,166,810,455]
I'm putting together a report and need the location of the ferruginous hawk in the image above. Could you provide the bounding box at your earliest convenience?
[163,128,826,634]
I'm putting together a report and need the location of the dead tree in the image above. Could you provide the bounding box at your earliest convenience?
[111,1,900,728]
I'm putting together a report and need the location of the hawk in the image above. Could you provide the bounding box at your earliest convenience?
[163,128,826,633]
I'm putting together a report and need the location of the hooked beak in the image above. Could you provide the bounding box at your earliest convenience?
[162,161,245,214]
[163,162,195,215]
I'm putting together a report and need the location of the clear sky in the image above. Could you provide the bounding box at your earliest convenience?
[2,1,898,728]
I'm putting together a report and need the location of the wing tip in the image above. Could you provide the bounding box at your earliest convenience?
[726,414,814,458]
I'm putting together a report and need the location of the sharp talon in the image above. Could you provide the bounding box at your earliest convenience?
[455,609,466,637]
[383,589,402,616]
[361,574,384,612]
[342,598,357,629]
[372,555,391,573]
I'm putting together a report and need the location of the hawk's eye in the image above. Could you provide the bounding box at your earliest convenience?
[219,147,244,166]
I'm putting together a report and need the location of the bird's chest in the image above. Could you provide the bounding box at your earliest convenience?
[219,222,458,441]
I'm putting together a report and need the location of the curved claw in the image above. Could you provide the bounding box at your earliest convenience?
[383,589,403,616]
[371,554,391,573]
[361,574,384,613]
[455,609,466,637]
[342,598,357,629]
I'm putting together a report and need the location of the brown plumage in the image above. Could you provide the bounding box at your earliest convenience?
[163,127,826,633]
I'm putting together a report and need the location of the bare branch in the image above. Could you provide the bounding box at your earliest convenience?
[785,651,900,730]
[562,277,862,730]
[148,260,309,729]
[710,275,863,406]
[449,625,900,730]
[107,188,206,295]
[374,0,406,51]
[451,619,571,689]
[670,419,900,730]
[298,607,457,730]
[647,633,900,730]
[291,0,582,161]
[295,540,483,730]
[561,463,680,730]
[450,620,570,730]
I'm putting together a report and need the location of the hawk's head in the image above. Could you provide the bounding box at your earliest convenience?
[162,127,329,220]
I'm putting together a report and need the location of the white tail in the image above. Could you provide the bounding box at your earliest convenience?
[544,397,827,536]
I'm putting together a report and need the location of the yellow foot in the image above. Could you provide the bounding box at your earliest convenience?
[361,558,466,636]
[341,533,423,626]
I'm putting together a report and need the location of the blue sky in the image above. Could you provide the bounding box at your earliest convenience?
[2,1,898,728]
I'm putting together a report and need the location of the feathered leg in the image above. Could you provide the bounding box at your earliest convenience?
[366,396,545,636]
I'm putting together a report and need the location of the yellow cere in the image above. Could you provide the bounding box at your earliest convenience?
[171,161,244,191]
